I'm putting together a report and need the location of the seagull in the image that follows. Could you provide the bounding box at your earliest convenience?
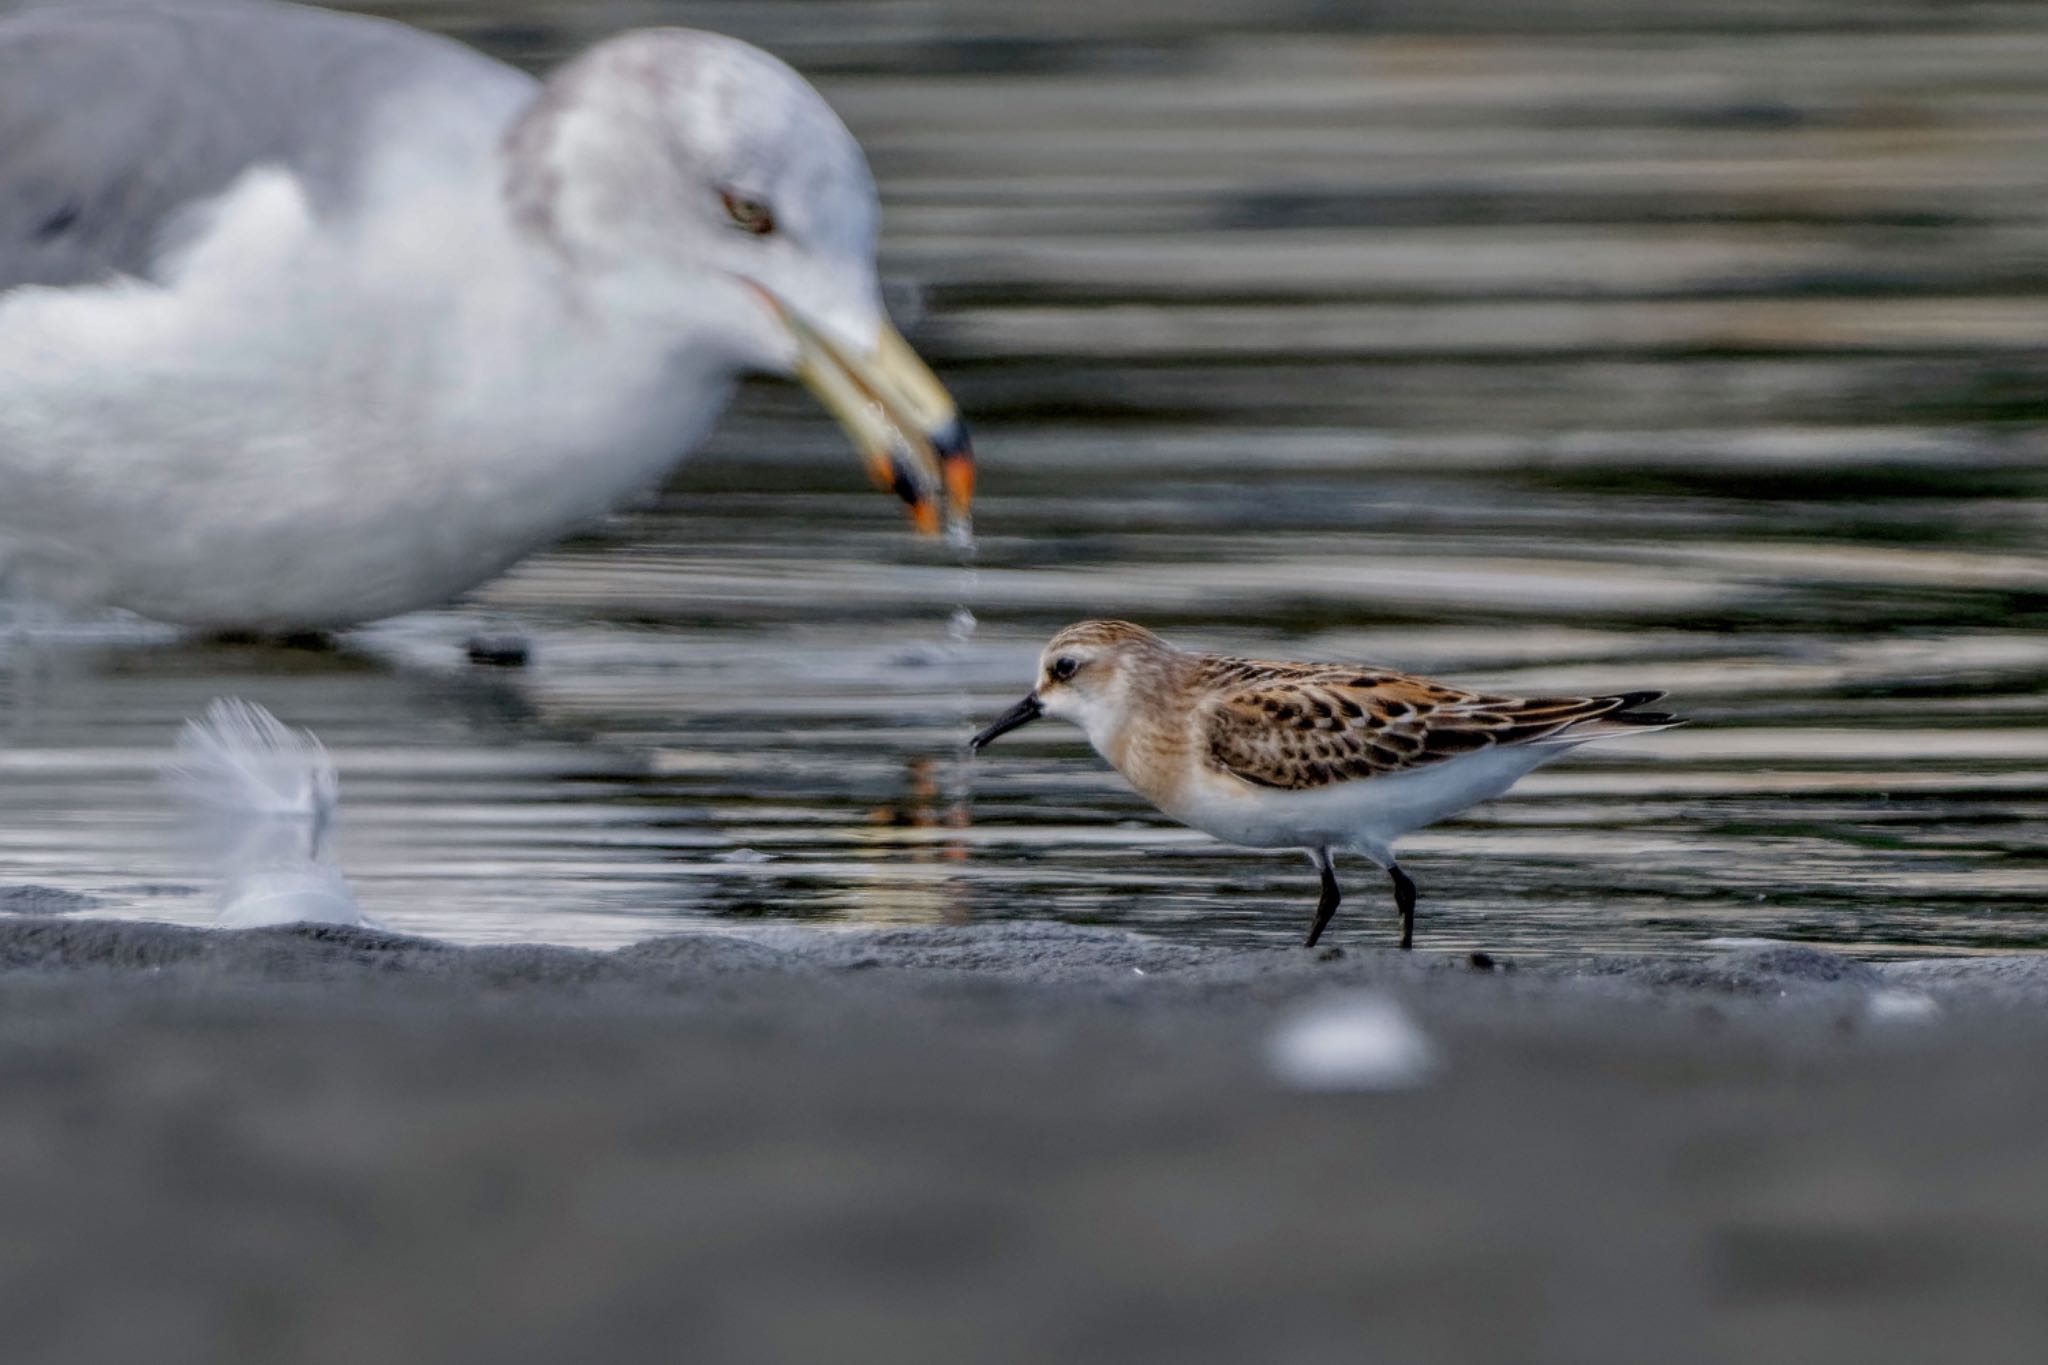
[165,697,375,929]
[971,620,1681,950]
[0,0,972,632]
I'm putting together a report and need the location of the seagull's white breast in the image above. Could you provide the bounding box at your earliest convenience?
[0,90,728,628]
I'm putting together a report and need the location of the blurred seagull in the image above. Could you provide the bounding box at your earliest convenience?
[972,621,1680,950]
[165,698,373,929]
[0,0,971,632]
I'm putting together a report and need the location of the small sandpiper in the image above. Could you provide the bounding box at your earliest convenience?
[971,620,1680,950]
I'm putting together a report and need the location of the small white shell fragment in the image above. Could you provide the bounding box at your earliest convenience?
[1265,992,1440,1091]
[1864,989,1941,1025]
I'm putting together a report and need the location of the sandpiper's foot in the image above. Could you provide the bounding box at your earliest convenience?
[1390,864,1417,950]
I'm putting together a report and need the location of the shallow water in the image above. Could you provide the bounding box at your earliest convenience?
[2,0,2045,954]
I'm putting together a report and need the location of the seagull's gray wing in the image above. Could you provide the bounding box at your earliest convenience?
[0,0,536,291]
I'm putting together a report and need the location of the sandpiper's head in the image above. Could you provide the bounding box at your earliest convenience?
[506,29,971,532]
[971,621,1178,751]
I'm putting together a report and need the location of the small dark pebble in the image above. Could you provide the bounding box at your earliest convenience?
[1468,951,1497,972]
[1315,946,1345,962]
[210,629,337,650]
[466,634,531,667]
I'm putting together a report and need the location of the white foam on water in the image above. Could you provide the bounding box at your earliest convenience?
[715,848,777,864]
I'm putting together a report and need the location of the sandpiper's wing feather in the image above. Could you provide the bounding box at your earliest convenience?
[1197,657,1674,792]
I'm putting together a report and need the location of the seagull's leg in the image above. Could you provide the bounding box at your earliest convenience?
[1304,847,1341,947]
[1389,864,1418,950]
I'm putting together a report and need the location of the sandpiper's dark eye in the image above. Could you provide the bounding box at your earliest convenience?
[720,190,776,236]
[1050,656,1079,683]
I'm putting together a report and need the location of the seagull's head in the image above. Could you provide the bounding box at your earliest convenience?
[506,28,971,531]
[971,621,1180,754]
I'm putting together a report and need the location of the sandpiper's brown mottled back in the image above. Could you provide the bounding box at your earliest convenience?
[972,621,1680,949]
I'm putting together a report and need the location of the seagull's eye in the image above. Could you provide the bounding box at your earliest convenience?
[720,190,776,236]
[1050,656,1079,683]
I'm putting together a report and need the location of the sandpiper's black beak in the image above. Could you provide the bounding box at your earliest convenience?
[970,693,1043,751]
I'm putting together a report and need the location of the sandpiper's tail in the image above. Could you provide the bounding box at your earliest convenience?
[164,699,373,929]
[1545,690,1685,742]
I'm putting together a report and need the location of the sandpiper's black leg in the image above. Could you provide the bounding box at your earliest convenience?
[1304,848,1341,947]
[1390,864,1418,950]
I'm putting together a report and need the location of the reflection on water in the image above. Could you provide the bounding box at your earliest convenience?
[2,0,2045,954]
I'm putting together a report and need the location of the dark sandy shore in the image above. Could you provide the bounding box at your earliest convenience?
[3,916,2047,1365]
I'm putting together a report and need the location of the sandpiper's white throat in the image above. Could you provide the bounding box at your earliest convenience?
[972,620,1681,949]
[0,0,971,631]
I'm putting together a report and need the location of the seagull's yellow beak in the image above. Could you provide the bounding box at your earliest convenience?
[775,302,973,535]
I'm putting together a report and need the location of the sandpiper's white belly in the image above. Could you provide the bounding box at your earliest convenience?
[1160,744,1569,861]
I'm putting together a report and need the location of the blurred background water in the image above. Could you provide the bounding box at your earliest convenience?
[2,0,2045,954]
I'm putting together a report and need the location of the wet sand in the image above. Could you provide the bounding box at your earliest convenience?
[4,916,2047,1364]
